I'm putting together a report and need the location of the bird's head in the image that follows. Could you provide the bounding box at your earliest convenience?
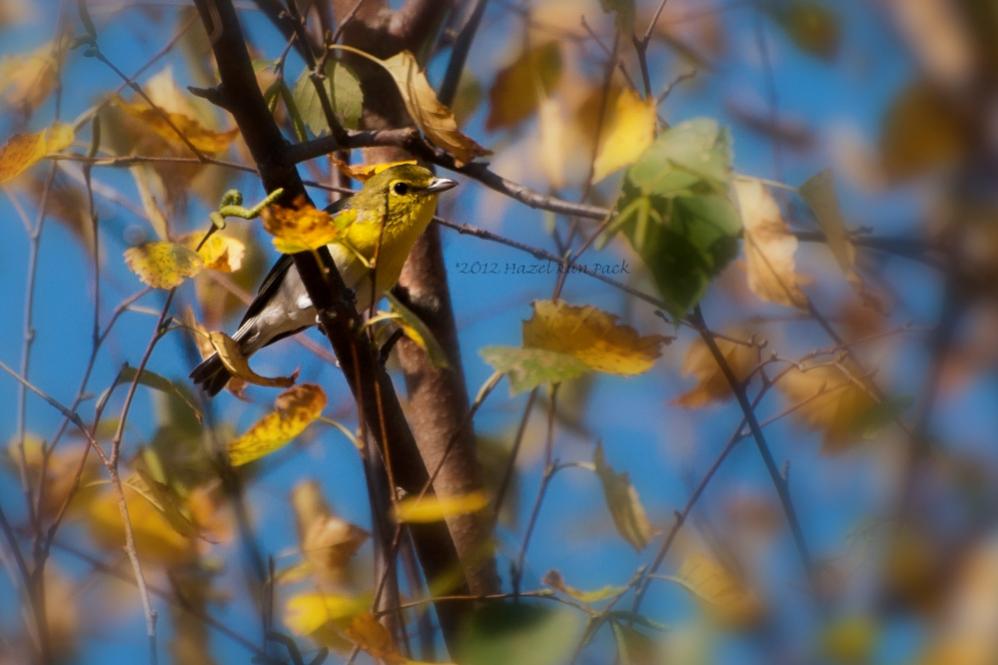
[355,163,457,221]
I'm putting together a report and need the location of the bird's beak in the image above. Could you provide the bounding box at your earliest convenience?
[426,177,458,193]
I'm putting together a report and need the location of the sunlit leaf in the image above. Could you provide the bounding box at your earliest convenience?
[120,365,202,424]
[386,292,451,369]
[208,330,297,390]
[262,198,351,254]
[627,118,732,196]
[115,97,239,154]
[0,41,58,111]
[85,484,195,566]
[291,59,363,135]
[736,178,808,308]
[123,240,204,289]
[592,87,657,183]
[523,300,667,375]
[0,123,73,184]
[180,232,246,273]
[284,591,364,637]
[394,491,489,523]
[454,601,584,665]
[593,443,653,551]
[227,384,326,466]
[775,362,878,453]
[675,552,766,628]
[130,464,198,539]
[675,332,758,408]
[480,346,589,396]
[486,41,562,131]
[543,570,626,604]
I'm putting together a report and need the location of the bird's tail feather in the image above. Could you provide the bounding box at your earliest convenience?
[190,321,258,397]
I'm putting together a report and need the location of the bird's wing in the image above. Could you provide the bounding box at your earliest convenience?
[239,194,355,327]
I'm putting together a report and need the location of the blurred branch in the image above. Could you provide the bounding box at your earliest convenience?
[438,0,489,106]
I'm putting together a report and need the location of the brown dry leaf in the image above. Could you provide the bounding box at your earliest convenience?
[344,613,406,665]
[486,40,562,131]
[180,232,246,273]
[592,87,657,183]
[523,300,668,375]
[330,157,417,182]
[0,41,59,111]
[292,480,367,586]
[879,81,968,183]
[85,484,196,567]
[675,333,758,408]
[115,97,239,154]
[537,96,569,188]
[378,49,490,166]
[735,179,808,308]
[123,240,204,289]
[262,199,350,254]
[676,552,766,628]
[394,491,490,524]
[884,0,975,88]
[594,443,653,551]
[0,122,73,184]
[208,331,297,389]
[776,362,877,453]
[227,384,327,466]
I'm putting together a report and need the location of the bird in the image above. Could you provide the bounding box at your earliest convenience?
[190,163,457,396]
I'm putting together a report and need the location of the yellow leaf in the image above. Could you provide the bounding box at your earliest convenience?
[331,157,417,182]
[129,466,198,539]
[393,491,489,523]
[594,443,653,551]
[0,122,73,184]
[543,570,626,604]
[675,332,758,408]
[123,240,204,289]
[538,97,569,188]
[262,198,348,254]
[0,42,59,111]
[486,41,562,130]
[735,179,808,308]
[85,484,195,567]
[592,88,657,182]
[820,616,877,664]
[676,552,766,628]
[284,591,364,637]
[799,169,856,274]
[115,97,238,154]
[776,362,877,453]
[523,300,667,375]
[292,480,368,586]
[333,45,490,166]
[228,383,327,466]
[208,331,297,390]
[386,292,450,369]
[345,613,404,664]
[181,232,246,273]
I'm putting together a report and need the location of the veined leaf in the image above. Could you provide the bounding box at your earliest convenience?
[114,97,238,153]
[180,232,246,273]
[0,123,73,184]
[480,346,589,396]
[123,241,204,289]
[227,384,326,466]
[290,59,363,135]
[262,198,351,254]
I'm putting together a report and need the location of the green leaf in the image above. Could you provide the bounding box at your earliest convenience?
[120,364,202,424]
[766,0,841,61]
[612,621,659,665]
[593,443,654,550]
[291,60,363,136]
[455,602,584,665]
[615,119,741,319]
[386,292,451,370]
[480,346,589,396]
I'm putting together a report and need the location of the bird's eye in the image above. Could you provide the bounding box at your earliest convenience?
[392,182,409,195]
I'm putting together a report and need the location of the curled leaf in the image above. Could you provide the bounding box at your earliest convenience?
[208,331,297,389]
[0,122,74,184]
[394,491,490,524]
[181,232,246,273]
[115,97,239,153]
[676,552,766,628]
[675,332,758,408]
[262,199,350,254]
[123,240,204,289]
[227,383,326,466]
[594,443,653,551]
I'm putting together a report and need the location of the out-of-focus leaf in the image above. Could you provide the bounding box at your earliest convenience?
[675,332,758,408]
[601,0,636,33]
[480,346,589,396]
[776,362,878,453]
[292,480,367,586]
[611,620,659,665]
[0,123,73,184]
[879,81,968,182]
[262,198,351,254]
[543,570,625,604]
[676,552,766,628]
[114,97,238,154]
[344,613,415,664]
[593,443,653,551]
[123,240,204,289]
[486,41,562,131]
[394,491,489,523]
[290,59,363,135]
[9,437,98,518]
[0,41,58,111]
[452,70,483,126]
[227,384,326,466]
[592,87,657,183]
[385,292,451,369]
[130,464,198,539]
[819,616,877,664]
[614,119,741,318]
[882,0,975,88]
[523,300,668,375]
[331,158,417,183]
[84,484,195,566]
[284,591,364,648]
[208,330,298,389]
[454,601,584,665]
[799,169,856,273]
[537,96,569,187]
[766,0,841,60]
[736,179,808,307]
[120,365,202,424]
[180,232,246,273]
[22,170,93,252]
